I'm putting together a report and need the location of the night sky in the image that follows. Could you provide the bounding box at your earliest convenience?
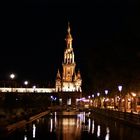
[1,1,140,93]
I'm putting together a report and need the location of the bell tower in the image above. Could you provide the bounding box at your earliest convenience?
[55,22,82,106]
[55,22,82,93]
[62,22,76,83]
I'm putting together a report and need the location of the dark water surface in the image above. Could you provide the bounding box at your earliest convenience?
[4,112,140,140]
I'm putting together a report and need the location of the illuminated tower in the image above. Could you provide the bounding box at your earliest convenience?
[55,23,82,92]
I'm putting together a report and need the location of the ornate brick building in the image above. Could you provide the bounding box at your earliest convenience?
[55,23,82,106]
[55,23,82,92]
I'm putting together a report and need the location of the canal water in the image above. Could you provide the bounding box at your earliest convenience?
[4,111,140,140]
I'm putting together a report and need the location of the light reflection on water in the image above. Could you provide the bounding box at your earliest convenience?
[5,111,140,140]
[92,120,95,134]
[105,127,110,140]
[32,124,36,138]
[24,135,27,140]
[97,125,101,137]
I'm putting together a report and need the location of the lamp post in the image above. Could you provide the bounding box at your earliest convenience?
[97,92,101,108]
[10,73,15,92]
[92,94,94,107]
[131,92,137,113]
[118,85,122,111]
[104,90,108,108]
[50,96,54,109]
[24,81,28,92]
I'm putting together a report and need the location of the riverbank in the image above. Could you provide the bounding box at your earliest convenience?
[90,107,140,129]
[0,110,50,138]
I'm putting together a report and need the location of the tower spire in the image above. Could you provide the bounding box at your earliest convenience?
[56,69,61,79]
[55,22,82,93]
[67,22,71,34]
[65,22,73,48]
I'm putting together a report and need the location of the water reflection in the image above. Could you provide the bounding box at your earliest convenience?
[32,124,36,138]
[97,125,101,137]
[59,118,81,140]
[105,127,110,140]
[92,120,94,134]
[50,118,53,132]
[88,118,91,132]
[5,111,140,140]
[24,135,27,140]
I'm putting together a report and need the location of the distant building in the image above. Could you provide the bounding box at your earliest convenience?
[55,23,82,92]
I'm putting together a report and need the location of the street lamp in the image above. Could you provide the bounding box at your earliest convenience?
[118,85,122,92]
[24,81,28,92]
[97,92,100,96]
[131,92,137,112]
[92,94,95,107]
[97,93,101,107]
[10,73,15,80]
[10,73,15,92]
[105,90,108,95]
[118,85,122,111]
[50,96,54,108]
[104,90,108,108]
